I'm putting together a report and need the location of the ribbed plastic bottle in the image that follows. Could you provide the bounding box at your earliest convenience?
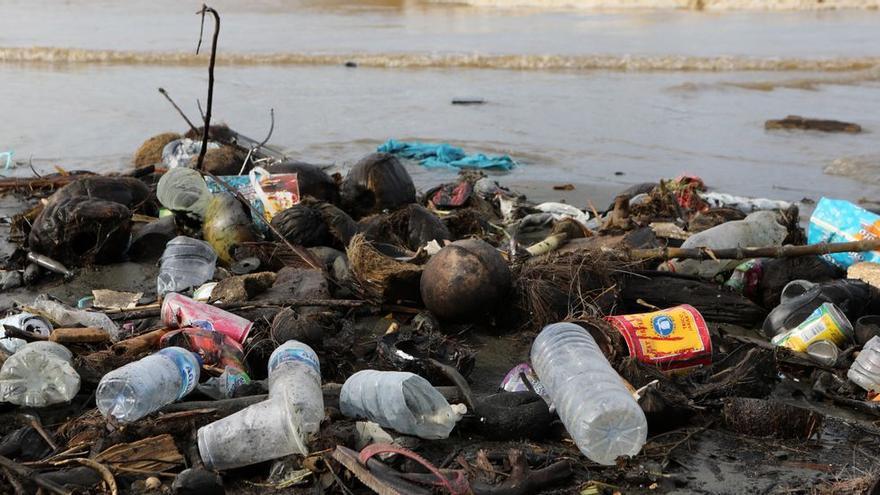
[663,210,788,279]
[339,370,459,439]
[0,341,80,407]
[157,236,217,296]
[96,347,201,423]
[197,340,323,470]
[530,322,647,465]
[849,336,880,392]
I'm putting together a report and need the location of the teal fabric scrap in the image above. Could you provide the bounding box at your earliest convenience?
[378,139,516,171]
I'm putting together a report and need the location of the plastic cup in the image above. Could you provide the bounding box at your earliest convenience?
[197,396,307,471]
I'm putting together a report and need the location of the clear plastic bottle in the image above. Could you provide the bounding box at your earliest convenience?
[530,322,647,465]
[0,341,80,407]
[663,210,788,279]
[849,336,880,392]
[197,340,323,470]
[96,347,201,423]
[156,166,212,218]
[339,370,459,439]
[30,295,120,341]
[157,236,217,296]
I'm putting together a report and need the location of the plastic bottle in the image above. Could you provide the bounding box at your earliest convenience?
[197,340,323,470]
[339,370,460,439]
[96,347,201,423]
[29,295,119,341]
[849,336,880,392]
[0,341,80,407]
[157,236,217,296]
[663,210,788,279]
[156,166,212,218]
[530,322,648,465]
[0,312,53,354]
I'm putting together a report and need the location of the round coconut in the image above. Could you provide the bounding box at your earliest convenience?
[266,161,340,204]
[133,132,180,168]
[420,239,511,322]
[340,152,415,219]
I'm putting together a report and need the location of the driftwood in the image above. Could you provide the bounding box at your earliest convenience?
[620,271,767,324]
[627,239,880,261]
[0,173,96,193]
[765,115,861,133]
[49,327,110,344]
[105,299,366,321]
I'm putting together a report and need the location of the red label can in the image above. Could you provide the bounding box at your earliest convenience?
[161,293,253,344]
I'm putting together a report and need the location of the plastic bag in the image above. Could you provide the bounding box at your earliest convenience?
[808,197,880,269]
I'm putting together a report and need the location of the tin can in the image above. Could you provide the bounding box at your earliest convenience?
[606,304,712,372]
[161,293,253,344]
[771,302,852,352]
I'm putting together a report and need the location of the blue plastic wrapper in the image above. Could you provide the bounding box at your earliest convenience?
[808,197,880,268]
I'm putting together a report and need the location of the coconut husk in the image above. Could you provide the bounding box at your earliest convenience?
[46,176,157,216]
[133,132,180,168]
[346,233,422,301]
[722,398,822,440]
[28,196,132,266]
[232,241,313,271]
[360,204,451,252]
[512,249,620,329]
[203,145,246,175]
[340,152,416,219]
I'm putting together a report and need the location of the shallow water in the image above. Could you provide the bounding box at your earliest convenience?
[2,0,880,204]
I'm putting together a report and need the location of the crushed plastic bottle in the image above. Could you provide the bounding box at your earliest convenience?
[197,340,323,470]
[0,341,80,407]
[0,313,53,354]
[339,370,461,439]
[156,166,212,218]
[29,295,119,341]
[849,336,880,393]
[96,347,201,423]
[663,210,788,279]
[157,236,217,296]
[530,322,648,465]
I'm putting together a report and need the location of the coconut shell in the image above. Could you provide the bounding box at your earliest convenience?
[420,239,511,322]
[359,204,451,251]
[133,132,180,168]
[340,153,415,219]
[47,176,157,216]
[29,196,132,266]
[266,161,340,204]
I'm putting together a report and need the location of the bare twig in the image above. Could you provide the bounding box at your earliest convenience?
[237,108,276,175]
[158,87,199,134]
[195,4,220,171]
[0,455,73,495]
[1,467,26,495]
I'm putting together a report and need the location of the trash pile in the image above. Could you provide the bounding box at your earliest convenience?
[4,128,880,495]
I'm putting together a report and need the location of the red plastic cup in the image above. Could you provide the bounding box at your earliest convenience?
[161,293,253,344]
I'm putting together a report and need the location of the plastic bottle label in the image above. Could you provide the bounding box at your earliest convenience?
[158,348,200,400]
[224,368,251,397]
[269,347,319,374]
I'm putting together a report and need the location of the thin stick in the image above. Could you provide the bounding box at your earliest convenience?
[158,88,198,134]
[200,170,324,271]
[627,239,880,261]
[0,455,73,495]
[237,108,276,175]
[195,4,220,172]
[1,467,26,495]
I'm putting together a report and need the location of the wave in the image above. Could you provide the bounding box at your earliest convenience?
[426,0,880,10]
[2,46,880,72]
